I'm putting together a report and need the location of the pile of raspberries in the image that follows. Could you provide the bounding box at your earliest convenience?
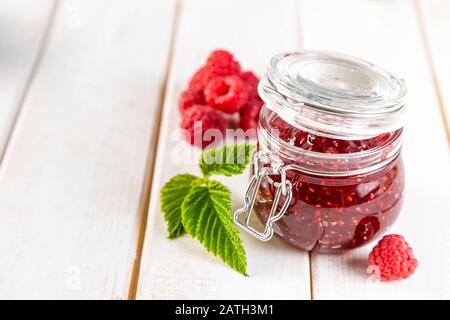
[179,50,263,148]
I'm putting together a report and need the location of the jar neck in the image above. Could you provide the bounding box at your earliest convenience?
[258,107,403,177]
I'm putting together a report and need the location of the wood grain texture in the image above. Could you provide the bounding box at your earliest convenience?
[0,0,55,160]
[417,0,450,142]
[0,0,176,299]
[137,0,311,300]
[298,0,450,299]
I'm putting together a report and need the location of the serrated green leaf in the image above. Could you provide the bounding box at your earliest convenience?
[160,174,201,239]
[199,143,256,177]
[181,181,247,275]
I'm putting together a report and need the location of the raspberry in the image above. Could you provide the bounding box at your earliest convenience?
[240,96,263,118]
[207,50,235,64]
[240,71,260,98]
[239,71,261,131]
[180,105,226,149]
[188,66,209,90]
[239,96,263,131]
[188,64,241,91]
[188,50,241,91]
[178,88,205,114]
[239,112,259,131]
[207,50,241,74]
[204,75,248,113]
[368,234,418,281]
[189,50,241,90]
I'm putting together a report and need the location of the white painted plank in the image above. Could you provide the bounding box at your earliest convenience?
[137,0,311,299]
[0,0,176,299]
[298,0,450,299]
[419,0,450,140]
[0,0,55,159]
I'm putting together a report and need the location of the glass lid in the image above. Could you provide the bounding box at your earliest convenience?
[258,50,407,137]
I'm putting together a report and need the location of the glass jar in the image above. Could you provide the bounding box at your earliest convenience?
[234,51,406,253]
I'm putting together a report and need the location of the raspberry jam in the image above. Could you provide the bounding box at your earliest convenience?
[234,51,407,253]
[256,113,404,252]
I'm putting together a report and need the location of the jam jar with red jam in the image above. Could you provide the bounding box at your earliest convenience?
[234,51,406,253]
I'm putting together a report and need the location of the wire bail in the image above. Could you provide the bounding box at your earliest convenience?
[234,152,292,241]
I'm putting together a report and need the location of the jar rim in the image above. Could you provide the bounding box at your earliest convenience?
[259,50,407,137]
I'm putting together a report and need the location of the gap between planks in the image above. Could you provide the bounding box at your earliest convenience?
[0,0,59,167]
[127,0,182,300]
[308,251,314,300]
[412,0,450,146]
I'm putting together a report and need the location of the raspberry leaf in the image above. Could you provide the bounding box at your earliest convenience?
[181,181,247,275]
[199,143,256,177]
[160,174,201,239]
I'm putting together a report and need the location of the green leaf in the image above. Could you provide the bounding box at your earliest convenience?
[199,143,256,177]
[181,181,247,275]
[160,174,201,239]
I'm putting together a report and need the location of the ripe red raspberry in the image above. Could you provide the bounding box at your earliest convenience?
[240,96,263,118]
[188,66,208,90]
[207,49,241,74]
[239,112,259,131]
[188,64,241,91]
[207,49,234,64]
[368,234,418,281]
[180,105,226,149]
[239,96,263,131]
[238,71,262,126]
[188,50,241,91]
[240,71,260,98]
[178,88,205,114]
[204,75,248,113]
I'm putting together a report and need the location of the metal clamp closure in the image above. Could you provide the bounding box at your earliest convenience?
[234,152,292,241]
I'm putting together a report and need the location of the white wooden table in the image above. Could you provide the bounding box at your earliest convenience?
[0,0,449,300]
